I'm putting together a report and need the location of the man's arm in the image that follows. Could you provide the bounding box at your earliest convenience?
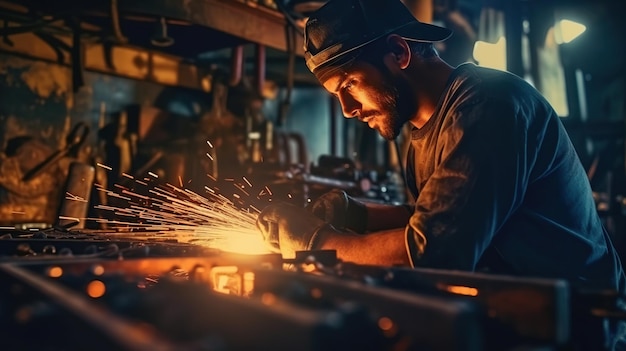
[363,201,413,232]
[308,189,413,233]
[256,201,411,265]
[317,226,411,266]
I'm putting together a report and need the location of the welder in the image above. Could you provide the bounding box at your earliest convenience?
[256,0,625,347]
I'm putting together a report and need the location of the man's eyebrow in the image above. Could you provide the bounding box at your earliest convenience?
[332,74,349,95]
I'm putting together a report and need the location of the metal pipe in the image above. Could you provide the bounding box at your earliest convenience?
[255,44,266,94]
[230,45,244,86]
[110,0,128,44]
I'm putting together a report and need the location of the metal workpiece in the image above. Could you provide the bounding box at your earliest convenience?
[0,235,614,351]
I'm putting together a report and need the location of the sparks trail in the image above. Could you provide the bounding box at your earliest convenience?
[91,177,271,255]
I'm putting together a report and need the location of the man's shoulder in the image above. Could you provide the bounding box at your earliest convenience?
[454,64,531,91]
[448,63,543,109]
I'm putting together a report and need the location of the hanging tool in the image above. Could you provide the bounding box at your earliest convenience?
[22,122,90,182]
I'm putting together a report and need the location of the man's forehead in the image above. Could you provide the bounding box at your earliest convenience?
[321,72,346,93]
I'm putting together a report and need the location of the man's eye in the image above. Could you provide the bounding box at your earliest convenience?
[342,79,355,91]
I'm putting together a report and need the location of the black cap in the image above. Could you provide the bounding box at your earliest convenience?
[304,0,452,74]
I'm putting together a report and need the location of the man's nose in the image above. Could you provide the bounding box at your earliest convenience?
[338,94,360,118]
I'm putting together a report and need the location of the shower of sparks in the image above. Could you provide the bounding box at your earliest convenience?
[88,179,271,255]
[96,163,113,170]
[243,176,252,187]
[59,215,80,223]
[65,192,88,202]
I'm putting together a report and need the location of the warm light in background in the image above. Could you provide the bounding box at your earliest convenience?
[472,36,507,71]
[554,19,586,44]
[441,284,479,297]
[378,317,394,331]
[92,265,105,276]
[86,280,106,298]
[47,266,63,278]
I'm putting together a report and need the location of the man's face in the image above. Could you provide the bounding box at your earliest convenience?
[321,60,415,140]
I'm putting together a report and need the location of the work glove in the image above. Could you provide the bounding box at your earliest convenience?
[307,189,368,234]
[256,202,333,259]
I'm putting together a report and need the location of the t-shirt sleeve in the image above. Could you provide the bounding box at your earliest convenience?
[405,97,536,270]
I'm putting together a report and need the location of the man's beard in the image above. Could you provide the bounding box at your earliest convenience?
[374,73,414,140]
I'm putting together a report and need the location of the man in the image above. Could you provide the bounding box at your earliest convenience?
[257,0,624,292]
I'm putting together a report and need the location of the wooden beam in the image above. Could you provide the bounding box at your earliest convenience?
[0,29,206,90]
[117,0,304,55]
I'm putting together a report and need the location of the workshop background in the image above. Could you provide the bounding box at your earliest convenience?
[0,0,625,350]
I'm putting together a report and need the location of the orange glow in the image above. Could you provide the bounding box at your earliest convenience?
[442,285,479,296]
[92,265,105,276]
[301,263,317,273]
[211,266,241,294]
[261,292,276,305]
[216,275,231,292]
[15,307,31,323]
[211,266,243,295]
[243,272,255,296]
[378,317,394,331]
[215,234,271,255]
[310,288,323,299]
[86,280,106,298]
[48,266,63,278]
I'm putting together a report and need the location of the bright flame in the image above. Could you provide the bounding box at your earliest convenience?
[473,36,507,71]
[213,233,270,255]
[554,19,586,44]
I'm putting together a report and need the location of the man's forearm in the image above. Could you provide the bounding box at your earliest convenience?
[316,227,411,266]
[363,202,413,232]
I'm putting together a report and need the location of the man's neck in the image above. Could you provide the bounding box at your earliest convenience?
[408,60,455,129]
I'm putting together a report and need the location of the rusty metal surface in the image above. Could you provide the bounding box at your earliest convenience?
[0,137,68,225]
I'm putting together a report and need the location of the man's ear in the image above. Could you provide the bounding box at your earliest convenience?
[386,34,411,69]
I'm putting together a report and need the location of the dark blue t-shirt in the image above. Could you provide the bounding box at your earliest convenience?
[404,63,624,291]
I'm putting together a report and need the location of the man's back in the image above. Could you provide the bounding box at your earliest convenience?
[405,63,624,291]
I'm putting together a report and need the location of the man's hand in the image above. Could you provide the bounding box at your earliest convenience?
[307,189,367,233]
[256,202,332,258]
